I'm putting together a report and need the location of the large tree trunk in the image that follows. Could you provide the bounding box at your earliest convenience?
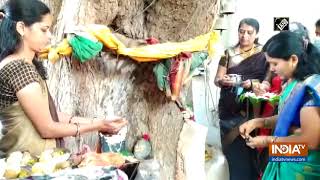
[1,0,219,179]
[146,0,219,41]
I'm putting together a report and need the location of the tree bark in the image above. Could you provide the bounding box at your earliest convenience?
[146,0,219,41]
[1,0,220,179]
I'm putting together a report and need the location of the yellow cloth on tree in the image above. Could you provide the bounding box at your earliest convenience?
[39,24,220,63]
[86,25,219,62]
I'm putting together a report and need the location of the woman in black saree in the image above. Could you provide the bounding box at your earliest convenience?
[214,18,268,180]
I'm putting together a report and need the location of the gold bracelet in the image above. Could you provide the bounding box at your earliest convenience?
[263,117,270,128]
[263,137,268,146]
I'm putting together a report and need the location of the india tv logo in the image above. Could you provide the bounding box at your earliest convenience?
[269,142,308,162]
[274,17,289,31]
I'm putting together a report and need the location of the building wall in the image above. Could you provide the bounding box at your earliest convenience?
[221,0,320,49]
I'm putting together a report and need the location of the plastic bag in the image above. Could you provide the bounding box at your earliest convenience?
[176,120,207,180]
[134,159,160,180]
[0,158,5,178]
[205,145,229,180]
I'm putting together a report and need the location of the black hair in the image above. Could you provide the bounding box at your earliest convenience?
[316,19,320,27]
[0,0,50,79]
[238,18,260,44]
[263,31,320,80]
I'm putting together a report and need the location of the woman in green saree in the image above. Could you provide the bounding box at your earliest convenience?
[239,31,320,180]
[0,0,127,158]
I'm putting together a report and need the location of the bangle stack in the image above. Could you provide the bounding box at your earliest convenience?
[263,118,270,128]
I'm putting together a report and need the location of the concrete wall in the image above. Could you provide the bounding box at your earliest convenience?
[222,0,320,48]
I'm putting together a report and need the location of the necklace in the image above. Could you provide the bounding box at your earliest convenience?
[239,45,255,59]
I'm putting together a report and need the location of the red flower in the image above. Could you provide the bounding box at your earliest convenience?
[142,133,150,141]
[145,37,159,45]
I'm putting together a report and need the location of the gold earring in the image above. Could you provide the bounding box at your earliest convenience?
[291,62,296,70]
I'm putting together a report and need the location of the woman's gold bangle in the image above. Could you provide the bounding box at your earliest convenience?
[263,118,270,128]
